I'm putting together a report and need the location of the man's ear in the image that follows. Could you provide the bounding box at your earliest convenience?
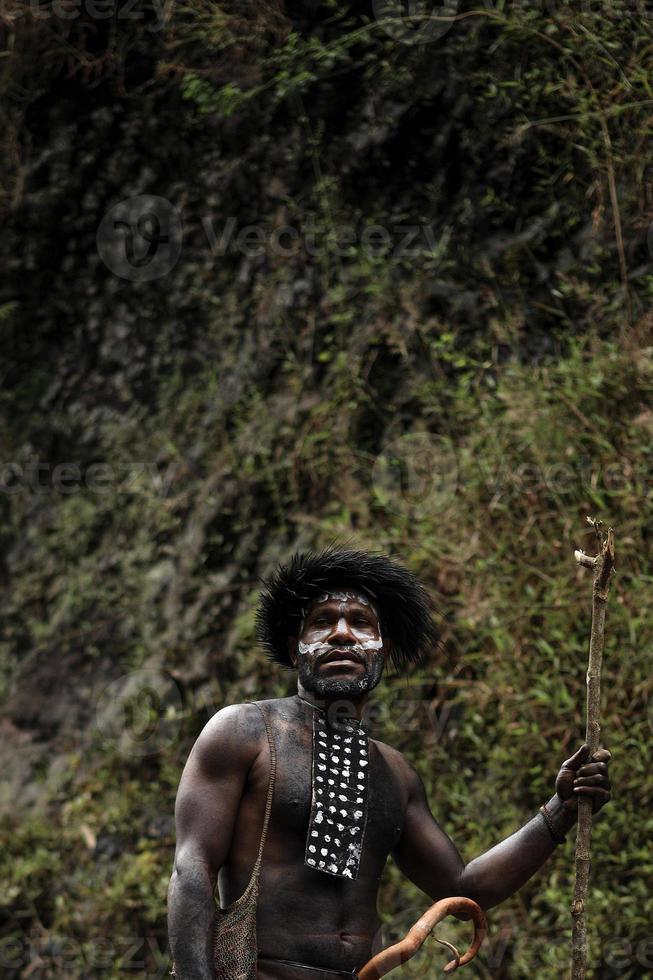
[287,636,298,668]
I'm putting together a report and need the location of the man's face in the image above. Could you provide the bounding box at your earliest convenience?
[288,590,389,698]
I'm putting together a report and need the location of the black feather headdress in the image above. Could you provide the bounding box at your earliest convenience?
[256,547,438,671]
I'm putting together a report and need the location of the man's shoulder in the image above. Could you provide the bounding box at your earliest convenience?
[191,701,269,766]
[196,697,292,747]
[370,736,417,787]
[371,739,431,815]
[203,700,260,732]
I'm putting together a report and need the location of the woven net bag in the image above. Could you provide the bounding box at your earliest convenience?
[171,703,277,979]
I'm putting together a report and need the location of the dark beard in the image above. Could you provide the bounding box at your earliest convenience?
[298,650,385,698]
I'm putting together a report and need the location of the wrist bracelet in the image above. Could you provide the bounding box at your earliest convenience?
[539,803,567,845]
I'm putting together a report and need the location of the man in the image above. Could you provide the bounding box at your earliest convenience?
[167,548,611,979]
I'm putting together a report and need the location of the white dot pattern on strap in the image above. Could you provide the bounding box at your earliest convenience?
[304,713,370,880]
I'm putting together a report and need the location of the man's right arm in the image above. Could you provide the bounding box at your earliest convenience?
[167,703,263,980]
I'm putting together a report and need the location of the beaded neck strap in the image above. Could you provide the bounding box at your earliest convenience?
[299,695,371,879]
[296,694,368,733]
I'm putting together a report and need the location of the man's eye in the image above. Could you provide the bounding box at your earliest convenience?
[353,618,372,627]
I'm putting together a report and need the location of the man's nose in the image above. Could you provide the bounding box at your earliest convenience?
[329,616,355,643]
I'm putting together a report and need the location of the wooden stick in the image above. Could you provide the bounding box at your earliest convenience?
[356,897,486,979]
[570,517,615,980]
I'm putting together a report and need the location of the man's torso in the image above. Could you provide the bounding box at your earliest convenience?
[216,697,411,973]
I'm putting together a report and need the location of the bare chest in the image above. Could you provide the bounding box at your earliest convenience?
[265,725,406,864]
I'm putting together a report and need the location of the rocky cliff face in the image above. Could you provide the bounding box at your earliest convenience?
[1,3,651,978]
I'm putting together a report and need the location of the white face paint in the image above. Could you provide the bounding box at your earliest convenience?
[316,591,370,605]
[355,635,383,650]
[298,639,332,657]
[298,635,382,656]
[295,590,386,697]
[299,591,380,638]
[323,591,379,621]
[297,591,383,659]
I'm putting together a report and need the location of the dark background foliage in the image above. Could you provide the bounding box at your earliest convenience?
[1,1,652,977]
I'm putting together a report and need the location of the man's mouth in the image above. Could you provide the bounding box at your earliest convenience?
[318,650,364,669]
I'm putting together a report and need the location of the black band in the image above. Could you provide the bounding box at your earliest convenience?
[539,803,567,845]
[258,955,359,978]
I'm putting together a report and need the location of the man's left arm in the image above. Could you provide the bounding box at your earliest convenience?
[392,744,611,911]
